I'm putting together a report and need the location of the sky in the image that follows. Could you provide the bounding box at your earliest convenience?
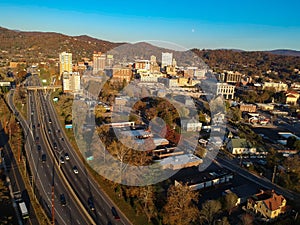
[1,0,300,51]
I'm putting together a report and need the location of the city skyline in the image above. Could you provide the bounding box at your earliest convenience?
[1,0,300,51]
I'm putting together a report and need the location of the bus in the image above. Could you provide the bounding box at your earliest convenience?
[18,201,29,220]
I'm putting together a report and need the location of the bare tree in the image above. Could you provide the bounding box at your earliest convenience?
[162,184,199,225]
[199,199,222,225]
[224,192,238,215]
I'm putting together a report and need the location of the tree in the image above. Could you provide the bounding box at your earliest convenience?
[293,140,300,151]
[199,199,222,225]
[199,112,207,123]
[283,155,300,174]
[216,217,231,225]
[266,148,279,168]
[136,186,157,222]
[224,192,238,215]
[241,213,254,225]
[162,184,199,225]
[229,108,242,122]
[287,136,297,149]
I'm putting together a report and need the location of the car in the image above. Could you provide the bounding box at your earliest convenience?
[35,136,39,143]
[111,207,120,220]
[37,145,41,151]
[41,154,46,162]
[61,137,64,141]
[60,194,66,206]
[53,142,57,149]
[32,124,35,129]
[37,123,40,128]
[60,156,65,164]
[49,119,52,124]
[73,166,78,174]
[64,153,70,160]
[88,197,95,211]
[48,129,51,134]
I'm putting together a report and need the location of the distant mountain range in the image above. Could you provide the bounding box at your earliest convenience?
[0,26,122,62]
[266,49,300,57]
[0,26,300,66]
[221,48,300,57]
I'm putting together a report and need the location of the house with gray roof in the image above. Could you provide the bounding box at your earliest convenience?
[226,138,257,155]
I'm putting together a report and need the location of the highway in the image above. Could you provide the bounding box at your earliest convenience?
[19,74,132,225]
[37,88,131,225]
[8,75,91,225]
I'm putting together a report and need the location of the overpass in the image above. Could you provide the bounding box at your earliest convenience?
[26,85,61,91]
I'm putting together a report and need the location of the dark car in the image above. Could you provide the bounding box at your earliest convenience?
[53,142,57,149]
[41,154,46,162]
[60,194,66,206]
[35,136,39,143]
[37,145,41,151]
[111,207,120,220]
[88,197,95,211]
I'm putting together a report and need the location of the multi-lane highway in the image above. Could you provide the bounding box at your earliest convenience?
[9,74,131,225]
[37,88,131,225]
[8,76,92,225]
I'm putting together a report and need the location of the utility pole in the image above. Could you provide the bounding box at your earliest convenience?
[51,164,55,225]
[272,165,277,183]
[18,133,21,163]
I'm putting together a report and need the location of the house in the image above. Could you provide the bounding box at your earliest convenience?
[262,82,288,92]
[286,91,299,105]
[240,104,257,113]
[247,190,287,220]
[226,138,256,155]
[181,118,202,132]
[256,103,275,111]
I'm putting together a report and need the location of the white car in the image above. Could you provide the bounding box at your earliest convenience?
[64,153,70,160]
[73,166,78,174]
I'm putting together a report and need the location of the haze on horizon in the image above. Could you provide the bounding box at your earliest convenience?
[1,0,300,51]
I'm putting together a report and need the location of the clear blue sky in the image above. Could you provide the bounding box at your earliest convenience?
[1,0,300,50]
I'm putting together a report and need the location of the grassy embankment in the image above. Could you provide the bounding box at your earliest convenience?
[51,89,152,225]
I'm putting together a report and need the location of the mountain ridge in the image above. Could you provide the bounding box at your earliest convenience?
[1,26,300,58]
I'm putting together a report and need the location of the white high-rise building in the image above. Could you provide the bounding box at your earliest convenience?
[161,52,173,67]
[62,72,81,93]
[59,52,72,75]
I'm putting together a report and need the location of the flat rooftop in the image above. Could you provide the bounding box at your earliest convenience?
[157,154,202,170]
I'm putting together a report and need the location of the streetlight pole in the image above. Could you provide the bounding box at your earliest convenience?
[51,163,55,225]
[51,149,63,225]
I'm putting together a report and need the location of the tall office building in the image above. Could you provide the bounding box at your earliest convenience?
[161,52,173,67]
[59,52,72,75]
[62,71,81,93]
[93,52,106,74]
